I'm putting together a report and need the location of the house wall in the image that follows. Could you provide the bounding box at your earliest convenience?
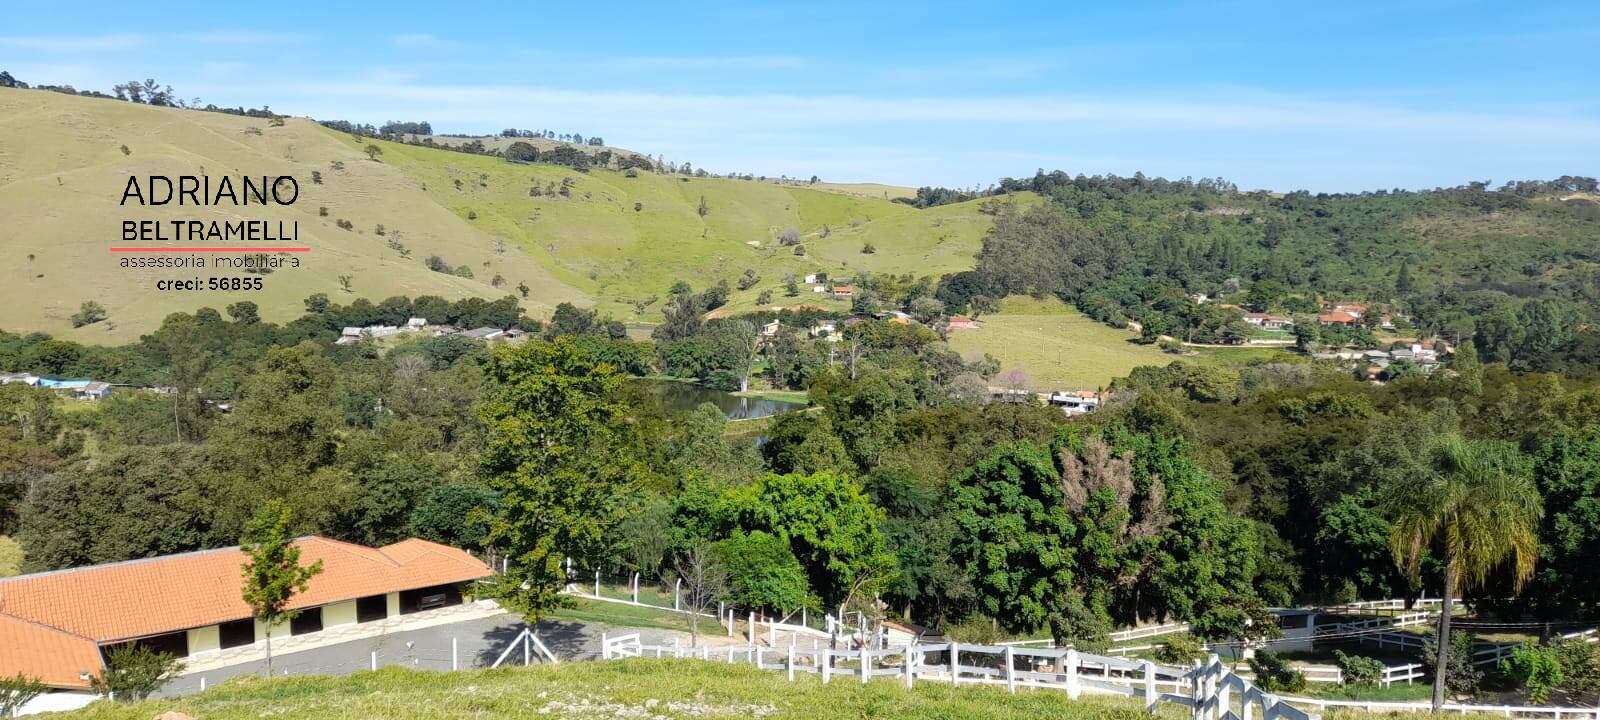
[254,617,292,642]
[16,690,98,717]
[324,599,358,628]
[187,624,221,655]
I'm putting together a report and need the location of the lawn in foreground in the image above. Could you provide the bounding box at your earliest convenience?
[947,297,1171,391]
[56,659,1187,720]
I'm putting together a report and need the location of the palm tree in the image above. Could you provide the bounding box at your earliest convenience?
[1387,434,1540,711]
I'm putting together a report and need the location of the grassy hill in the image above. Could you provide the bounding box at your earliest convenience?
[0,88,587,343]
[338,132,1018,319]
[0,89,1009,340]
[55,659,1187,720]
[947,296,1173,391]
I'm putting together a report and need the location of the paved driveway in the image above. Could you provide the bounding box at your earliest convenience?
[159,613,686,697]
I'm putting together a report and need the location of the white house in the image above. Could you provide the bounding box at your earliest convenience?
[803,274,818,284]
[1048,390,1101,416]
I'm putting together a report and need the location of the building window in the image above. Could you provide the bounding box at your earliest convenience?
[356,595,387,623]
[219,618,255,649]
[290,607,324,636]
[398,584,463,614]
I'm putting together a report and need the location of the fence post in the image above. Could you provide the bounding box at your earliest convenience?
[822,648,832,684]
[1004,645,1016,693]
[673,637,681,658]
[594,570,600,597]
[1142,661,1156,715]
[788,644,796,681]
[601,632,609,660]
[452,637,459,670]
[802,606,807,627]
[950,642,961,686]
[1066,648,1080,699]
[770,616,777,646]
[862,649,872,685]
[904,647,914,689]
[633,573,640,603]
[674,578,682,610]
[200,676,207,691]
[748,612,756,645]
[371,650,378,671]
[1217,672,1231,720]
[523,630,531,667]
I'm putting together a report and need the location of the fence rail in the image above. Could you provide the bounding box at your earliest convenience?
[600,639,1600,720]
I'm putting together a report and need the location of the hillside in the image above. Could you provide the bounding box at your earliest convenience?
[53,659,1186,720]
[348,132,1019,319]
[0,89,1009,340]
[0,88,588,343]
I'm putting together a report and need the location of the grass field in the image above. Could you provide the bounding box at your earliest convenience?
[545,597,696,634]
[947,296,1172,391]
[53,659,1195,720]
[0,89,1005,340]
[0,88,588,343]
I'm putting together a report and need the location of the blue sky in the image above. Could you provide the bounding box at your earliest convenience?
[3,0,1596,191]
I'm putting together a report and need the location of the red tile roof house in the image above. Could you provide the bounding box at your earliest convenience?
[0,537,491,708]
[946,315,979,330]
[1317,310,1360,326]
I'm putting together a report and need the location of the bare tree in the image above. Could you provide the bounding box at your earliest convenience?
[673,541,729,647]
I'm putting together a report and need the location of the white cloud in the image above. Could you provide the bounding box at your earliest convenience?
[599,55,807,71]
[0,34,144,51]
[179,30,309,45]
[391,33,449,49]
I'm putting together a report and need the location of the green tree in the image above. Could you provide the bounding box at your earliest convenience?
[71,300,107,328]
[1387,435,1541,710]
[226,300,260,325]
[408,482,501,550]
[90,644,183,701]
[240,500,324,676]
[713,530,812,613]
[0,673,46,715]
[478,338,641,621]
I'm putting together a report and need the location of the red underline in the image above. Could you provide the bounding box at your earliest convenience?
[109,247,310,252]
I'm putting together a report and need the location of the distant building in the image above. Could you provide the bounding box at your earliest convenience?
[1243,313,1293,330]
[0,372,40,386]
[831,286,854,299]
[947,315,979,330]
[1048,390,1101,416]
[460,327,506,340]
[406,317,428,329]
[1318,310,1359,326]
[761,320,781,337]
[803,273,819,284]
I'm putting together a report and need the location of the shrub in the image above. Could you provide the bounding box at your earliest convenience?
[454,266,474,279]
[467,210,478,220]
[426,255,451,273]
[1424,632,1483,695]
[792,244,806,256]
[71,300,107,328]
[777,227,801,246]
[336,218,354,230]
[90,644,183,701]
[1248,651,1306,693]
[319,205,329,217]
[756,290,773,305]
[861,242,876,254]
[1155,635,1206,665]
[1552,639,1600,693]
[1502,641,1563,703]
[0,673,45,716]
[1334,650,1384,687]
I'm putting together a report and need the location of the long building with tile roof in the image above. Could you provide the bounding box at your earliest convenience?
[0,537,492,690]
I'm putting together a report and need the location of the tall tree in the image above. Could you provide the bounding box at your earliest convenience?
[240,500,324,676]
[1387,435,1541,711]
[478,338,641,621]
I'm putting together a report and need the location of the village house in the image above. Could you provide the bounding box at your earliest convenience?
[0,537,491,711]
[35,378,112,401]
[802,273,819,284]
[761,320,781,337]
[460,327,507,340]
[1317,310,1359,326]
[1048,390,1102,416]
[811,320,840,342]
[946,315,979,330]
[831,286,854,300]
[1243,313,1293,330]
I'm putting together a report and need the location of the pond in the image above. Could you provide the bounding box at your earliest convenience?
[630,379,807,421]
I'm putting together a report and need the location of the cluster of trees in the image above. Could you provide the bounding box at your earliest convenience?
[499,128,605,146]
[930,173,1600,370]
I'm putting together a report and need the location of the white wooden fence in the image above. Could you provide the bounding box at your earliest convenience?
[602,639,1315,720]
[600,640,1600,719]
